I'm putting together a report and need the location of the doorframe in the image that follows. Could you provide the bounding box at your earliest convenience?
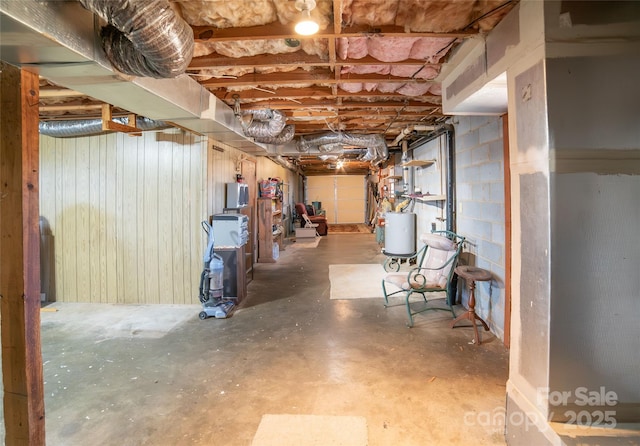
[502,113,512,348]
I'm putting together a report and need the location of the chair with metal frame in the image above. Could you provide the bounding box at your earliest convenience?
[300,212,320,236]
[382,230,465,327]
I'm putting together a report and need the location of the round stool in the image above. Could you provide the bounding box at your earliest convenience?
[451,265,492,345]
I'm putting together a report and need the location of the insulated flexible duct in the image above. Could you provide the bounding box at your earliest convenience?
[241,109,286,137]
[80,0,194,78]
[297,132,388,165]
[39,116,171,138]
[251,125,295,145]
[240,109,295,144]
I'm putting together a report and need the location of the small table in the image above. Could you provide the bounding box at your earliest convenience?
[451,265,492,345]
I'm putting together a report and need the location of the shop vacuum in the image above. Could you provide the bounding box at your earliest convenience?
[198,221,235,320]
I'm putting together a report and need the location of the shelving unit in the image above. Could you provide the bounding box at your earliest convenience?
[402,194,446,202]
[401,159,436,168]
[257,197,285,263]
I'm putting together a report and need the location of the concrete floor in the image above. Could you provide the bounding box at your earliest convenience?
[23,233,509,445]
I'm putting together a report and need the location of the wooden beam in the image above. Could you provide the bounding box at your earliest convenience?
[215,86,440,103]
[239,99,444,110]
[200,68,431,88]
[191,23,474,42]
[39,103,103,112]
[189,52,440,70]
[38,88,85,98]
[101,104,141,134]
[0,62,46,445]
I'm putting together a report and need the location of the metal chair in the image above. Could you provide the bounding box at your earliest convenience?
[300,212,320,236]
[382,230,465,327]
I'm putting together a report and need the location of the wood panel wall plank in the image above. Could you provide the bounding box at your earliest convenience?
[76,136,91,301]
[171,132,185,304]
[157,134,173,304]
[54,137,64,302]
[121,134,138,303]
[187,136,204,302]
[61,137,77,302]
[89,135,101,302]
[98,134,108,303]
[143,134,160,304]
[115,133,125,303]
[135,136,146,303]
[104,134,116,302]
[180,133,192,303]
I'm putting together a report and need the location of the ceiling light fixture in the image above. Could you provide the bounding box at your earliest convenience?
[294,0,319,36]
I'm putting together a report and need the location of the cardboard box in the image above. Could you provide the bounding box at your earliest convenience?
[295,227,316,238]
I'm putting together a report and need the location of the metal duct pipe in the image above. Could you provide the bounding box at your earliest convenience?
[268,155,298,172]
[79,0,194,78]
[39,116,171,138]
[444,125,456,233]
[241,109,287,138]
[391,125,437,147]
[252,124,295,145]
[297,132,388,165]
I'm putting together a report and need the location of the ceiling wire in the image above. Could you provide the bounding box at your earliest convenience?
[383,102,407,135]
[463,0,517,30]
[324,117,338,133]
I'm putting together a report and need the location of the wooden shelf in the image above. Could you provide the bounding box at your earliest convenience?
[402,159,435,167]
[387,175,403,180]
[402,194,446,202]
[258,197,284,263]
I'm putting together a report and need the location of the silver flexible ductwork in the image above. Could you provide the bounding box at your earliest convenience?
[79,0,194,78]
[39,116,171,138]
[297,132,388,165]
[250,125,296,145]
[240,109,295,144]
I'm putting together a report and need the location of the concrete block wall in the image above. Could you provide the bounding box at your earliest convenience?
[453,115,507,340]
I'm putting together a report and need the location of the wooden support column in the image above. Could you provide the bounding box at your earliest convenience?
[0,62,46,445]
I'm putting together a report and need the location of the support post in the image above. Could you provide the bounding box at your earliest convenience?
[0,61,46,445]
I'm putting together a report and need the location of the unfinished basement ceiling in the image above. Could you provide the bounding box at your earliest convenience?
[36,0,516,175]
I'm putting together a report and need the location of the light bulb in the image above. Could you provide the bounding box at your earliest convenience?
[295,9,319,35]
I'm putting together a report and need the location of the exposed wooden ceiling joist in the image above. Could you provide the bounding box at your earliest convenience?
[199,68,434,88]
[192,23,475,42]
[189,53,442,70]
[36,0,517,175]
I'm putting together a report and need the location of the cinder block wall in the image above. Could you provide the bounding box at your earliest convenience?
[454,116,507,340]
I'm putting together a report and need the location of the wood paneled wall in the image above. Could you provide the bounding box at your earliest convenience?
[206,142,254,215]
[39,130,296,305]
[39,130,210,304]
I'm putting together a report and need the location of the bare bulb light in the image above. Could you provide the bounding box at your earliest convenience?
[294,0,319,36]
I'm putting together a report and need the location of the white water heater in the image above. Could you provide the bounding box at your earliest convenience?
[384,212,416,256]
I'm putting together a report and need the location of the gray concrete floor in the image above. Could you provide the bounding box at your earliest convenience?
[34,233,509,445]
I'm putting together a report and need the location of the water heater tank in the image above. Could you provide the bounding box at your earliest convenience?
[384,212,416,256]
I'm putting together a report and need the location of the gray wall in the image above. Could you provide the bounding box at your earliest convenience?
[546,54,640,416]
[453,116,507,340]
[409,116,508,341]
